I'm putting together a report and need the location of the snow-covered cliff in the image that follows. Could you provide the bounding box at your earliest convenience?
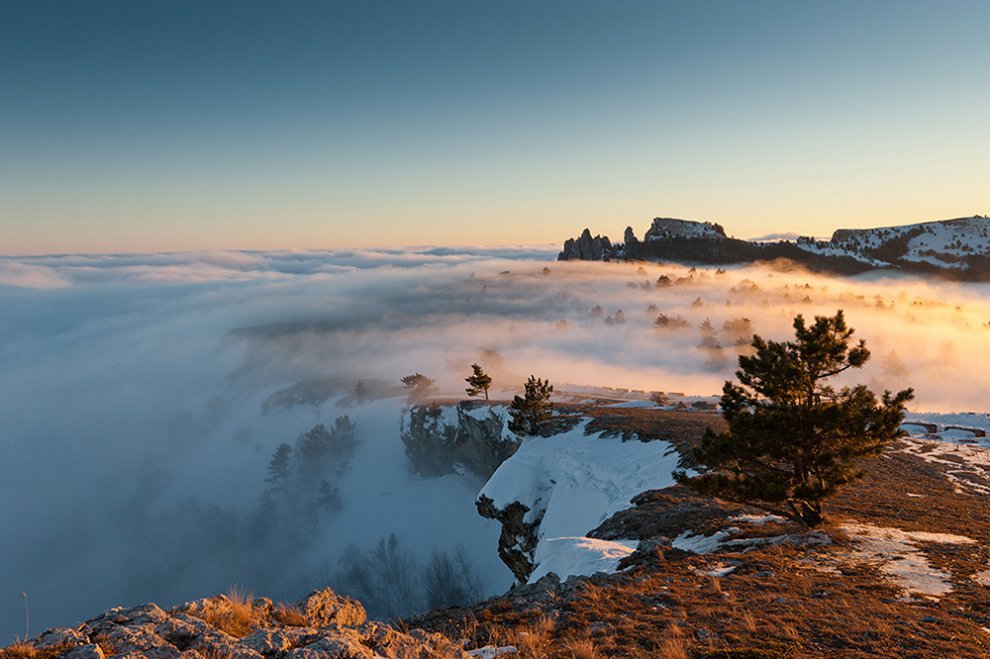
[475,421,684,584]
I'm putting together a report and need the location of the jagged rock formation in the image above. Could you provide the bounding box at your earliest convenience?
[559,215,990,280]
[400,402,521,480]
[557,229,614,261]
[475,495,541,583]
[9,588,469,659]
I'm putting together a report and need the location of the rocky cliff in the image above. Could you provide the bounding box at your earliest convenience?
[474,419,684,586]
[400,402,521,480]
[557,229,614,261]
[5,588,469,659]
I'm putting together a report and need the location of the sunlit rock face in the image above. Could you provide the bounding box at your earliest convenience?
[15,588,469,659]
[400,401,521,480]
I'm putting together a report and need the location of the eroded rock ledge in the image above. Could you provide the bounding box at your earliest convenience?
[12,588,469,659]
[400,402,521,480]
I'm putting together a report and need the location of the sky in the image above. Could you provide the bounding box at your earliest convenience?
[1,0,989,254]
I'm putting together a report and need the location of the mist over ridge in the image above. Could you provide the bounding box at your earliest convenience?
[1,245,988,642]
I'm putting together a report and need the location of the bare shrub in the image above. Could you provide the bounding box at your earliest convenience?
[423,546,486,610]
[335,534,421,620]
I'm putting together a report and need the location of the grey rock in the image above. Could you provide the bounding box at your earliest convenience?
[240,629,307,656]
[558,228,615,261]
[35,628,88,649]
[476,496,541,584]
[401,402,520,479]
[62,645,105,659]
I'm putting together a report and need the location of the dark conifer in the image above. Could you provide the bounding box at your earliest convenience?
[675,311,913,527]
[465,363,493,401]
[508,375,554,436]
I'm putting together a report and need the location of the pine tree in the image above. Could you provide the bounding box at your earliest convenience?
[296,416,358,481]
[265,443,292,493]
[464,363,493,401]
[401,373,437,402]
[508,375,554,436]
[675,310,913,527]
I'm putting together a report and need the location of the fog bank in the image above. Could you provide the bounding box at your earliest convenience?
[1,247,988,641]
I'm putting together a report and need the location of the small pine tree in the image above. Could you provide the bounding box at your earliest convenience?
[508,375,554,436]
[464,363,493,401]
[317,479,342,510]
[401,373,437,402]
[265,443,292,493]
[675,310,913,527]
[296,416,358,481]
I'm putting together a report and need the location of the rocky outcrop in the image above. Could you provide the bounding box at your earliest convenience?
[557,229,615,261]
[475,495,542,583]
[9,588,469,659]
[400,402,521,480]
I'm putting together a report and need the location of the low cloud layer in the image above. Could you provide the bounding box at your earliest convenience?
[1,247,988,641]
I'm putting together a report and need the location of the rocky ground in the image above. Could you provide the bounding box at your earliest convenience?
[0,589,471,659]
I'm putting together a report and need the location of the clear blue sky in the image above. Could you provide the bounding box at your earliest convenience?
[1,0,988,253]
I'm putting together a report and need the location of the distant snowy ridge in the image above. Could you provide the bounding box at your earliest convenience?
[797,216,990,270]
[559,215,990,280]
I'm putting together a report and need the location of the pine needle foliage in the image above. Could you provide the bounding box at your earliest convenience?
[401,373,437,402]
[508,375,554,436]
[675,310,913,527]
[465,363,493,401]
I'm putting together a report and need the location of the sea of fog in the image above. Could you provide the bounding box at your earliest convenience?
[2,246,989,641]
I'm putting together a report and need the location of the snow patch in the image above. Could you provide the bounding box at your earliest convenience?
[729,514,788,525]
[697,562,737,577]
[900,438,990,495]
[605,400,662,409]
[841,522,976,597]
[529,537,638,581]
[973,569,990,587]
[469,646,518,658]
[672,530,735,554]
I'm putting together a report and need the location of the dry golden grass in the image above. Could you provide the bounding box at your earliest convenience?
[655,636,691,659]
[189,586,265,638]
[739,610,757,633]
[271,603,307,627]
[561,635,599,659]
[0,642,73,659]
[0,643,37,659]
[490,614,556,659]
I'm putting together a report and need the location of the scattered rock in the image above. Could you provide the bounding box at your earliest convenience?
[5,588,468,659]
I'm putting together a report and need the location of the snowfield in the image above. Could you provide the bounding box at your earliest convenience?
[479,422,684,582]
[795,216,990,270]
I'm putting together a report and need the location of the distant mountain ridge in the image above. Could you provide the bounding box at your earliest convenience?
[559,215,990,280]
